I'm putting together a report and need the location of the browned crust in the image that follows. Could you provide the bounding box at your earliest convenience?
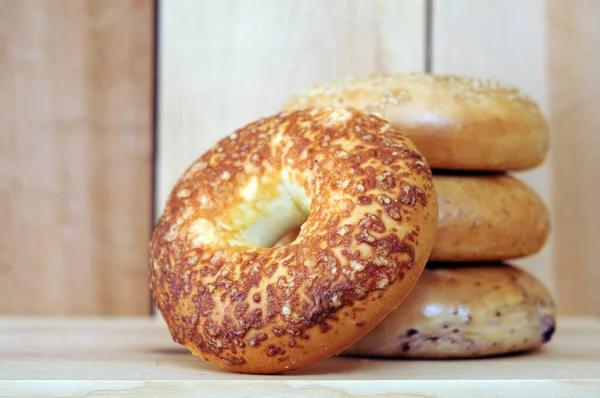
[149,108,438,374]
[278,173,550,262]
[343,264,557,359]
[431,173,550,261]
[283,73,550,171]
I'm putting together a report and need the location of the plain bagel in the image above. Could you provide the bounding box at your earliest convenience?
[431,172,550,262]
[343,264,556,359]
[283,73,550,171]
[276,173,550,262]
[150,108,439,374]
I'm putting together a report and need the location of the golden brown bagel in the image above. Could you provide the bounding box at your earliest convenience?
[431,173,550,262]
[342,264,557,359]
[283,73,550,171]
[150,108,438,374]
[277,173,550,262]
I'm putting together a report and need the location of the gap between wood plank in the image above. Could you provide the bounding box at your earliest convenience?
[425,0,433,72]
[150,0,160,316]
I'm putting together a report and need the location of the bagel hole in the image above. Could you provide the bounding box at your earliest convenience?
[272,226,302,248]
[241,200,306,248]
[240,173,309,248]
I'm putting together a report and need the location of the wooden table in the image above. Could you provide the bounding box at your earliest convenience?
[1,316,599,397]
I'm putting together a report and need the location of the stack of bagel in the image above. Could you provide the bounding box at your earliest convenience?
[282,73,556,359]
[149,72,557,375]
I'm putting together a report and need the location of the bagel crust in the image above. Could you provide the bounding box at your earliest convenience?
[150,108,438,374]
[431,173,550,261]
[279,173,550,262]
[343,264,556,359]
[283,73,550,171]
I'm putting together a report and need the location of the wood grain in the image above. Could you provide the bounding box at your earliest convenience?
[431,0,554,306]
[156,0,426,212]
[0,0,154,314]
[1,316,599,397]
[432,0,600,316]
[547,0,600,315]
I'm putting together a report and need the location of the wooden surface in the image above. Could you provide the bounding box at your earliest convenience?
[0,0,155,314]
[156,0,426,211]
[1,317,599,397]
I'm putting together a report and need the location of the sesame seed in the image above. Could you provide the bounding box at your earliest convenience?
[373,257,389,266]
[187,256,198,265]
[350,260,365,272]
[361,233,375,243]
[199,195,210,206]
[332,295,342,307]
[177,189,191,199]
[377,276,390,289]
[338,226,350,236]
[164,224,179,242]
[182,269,191,282]
[378,194,391,204]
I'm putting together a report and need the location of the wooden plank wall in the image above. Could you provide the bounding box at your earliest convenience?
[432,0,553,293]
[3,0,597,315]
[432,0,600,315]
[0,0,155,315]
[158,0,600,316]
[547,0,600,315]
[156,0,426,210]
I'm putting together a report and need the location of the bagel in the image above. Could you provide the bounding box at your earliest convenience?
[342,264,556,359]
[283,73,550,171]
[277,173,550,262]
[431,172,550,262]
[150,108,438,374]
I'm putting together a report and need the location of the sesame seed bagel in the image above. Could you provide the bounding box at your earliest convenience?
[150,108,438,374]
[431,172,550,262]
[342,264,557,359]
[283,73,550,171]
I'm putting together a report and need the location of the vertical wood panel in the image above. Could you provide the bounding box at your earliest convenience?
[547,0,600,315]
[157,0,426,211]
[431,0,553,291]
[0,0,154,314]
[433,0,600,315]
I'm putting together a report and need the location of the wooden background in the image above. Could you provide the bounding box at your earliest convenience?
[0,0,154,315]
[2,0,598,316]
